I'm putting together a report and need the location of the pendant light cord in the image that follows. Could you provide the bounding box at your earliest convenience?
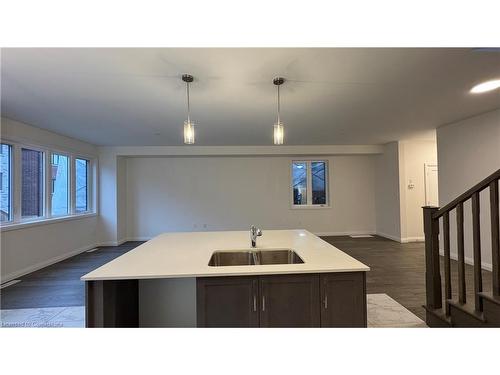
[277,84,280,124]
[186,81,191,123]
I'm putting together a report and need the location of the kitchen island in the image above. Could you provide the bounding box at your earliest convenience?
[81,230,370,327]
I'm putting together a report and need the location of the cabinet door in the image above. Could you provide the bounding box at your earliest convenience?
[197,276,259,327]
[259,274,320,327]
[320,272,366,327]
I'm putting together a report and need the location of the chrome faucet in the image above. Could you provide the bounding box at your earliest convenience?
[250,225,262,248]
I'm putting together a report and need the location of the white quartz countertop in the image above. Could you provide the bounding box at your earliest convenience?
[81,230,370,281]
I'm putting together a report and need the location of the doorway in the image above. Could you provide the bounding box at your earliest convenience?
[424,163,439,207]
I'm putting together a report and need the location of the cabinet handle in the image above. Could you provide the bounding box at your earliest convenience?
[323,294,328,309]
[253,295,257,312]
[262,296,265,312]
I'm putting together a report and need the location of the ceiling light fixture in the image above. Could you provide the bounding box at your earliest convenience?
[470,79,500,94]
[273,77,285,145]
[182,74,195,144]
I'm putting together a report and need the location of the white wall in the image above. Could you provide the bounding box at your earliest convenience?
[375,139,438,243]
[1,117,99,282]
[399,140,438,241]
[437,109,500,269]
[375,142,402,241]
[1,217,98,282]
[125,155,377,238]
[116,156,128,243]
[97,152,128,246]
[97,150,118,245]
[97,145,383,244]
[0,117,97,156]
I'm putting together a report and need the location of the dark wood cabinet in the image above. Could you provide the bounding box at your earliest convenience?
[320,272,367,327]
[259,274,320,327]
[196,276,259,327]
[196,272,366,328]
[86,272,366,327]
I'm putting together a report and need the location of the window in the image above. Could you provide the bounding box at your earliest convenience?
[75,158,90,213]
[21,148,45,219]
[292,161,308,205]
[311,161,327,205]
[0,144,13,222]
[51,153,69,216]
[291,160,329,207]
[0,140,95,228]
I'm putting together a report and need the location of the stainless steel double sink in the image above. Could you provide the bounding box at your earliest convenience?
[208,249,304,266]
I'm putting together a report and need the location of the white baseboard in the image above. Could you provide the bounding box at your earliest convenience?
[374,232,425,243]
[439,250,492,271]
[1,243,99,284]
[376,232,402,242]
[317,230,416,243]
[124,236,151,242]
[102,238,153,245]
[315,231,376,237]
[98,240,124,246]
[97,237,150,246]
[401,236,425,243]
[102,237,152,243]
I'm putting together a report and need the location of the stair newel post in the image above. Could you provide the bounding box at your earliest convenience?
[423,206,442,310]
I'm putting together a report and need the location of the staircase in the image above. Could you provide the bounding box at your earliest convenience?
[423,169,500,327]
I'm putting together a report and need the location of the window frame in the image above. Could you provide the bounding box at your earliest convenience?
[20,145,46,221]
[74,156,92,214]
[50,151,72,217]
[290,159,330,209]
[0,138,96,230]
[0,142,14,222]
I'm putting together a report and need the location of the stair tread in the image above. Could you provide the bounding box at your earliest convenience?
[447,299,486,321]
[423,305,452,325]
[478,292,500,306]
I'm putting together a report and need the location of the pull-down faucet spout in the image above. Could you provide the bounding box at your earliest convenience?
[250,225,263,248]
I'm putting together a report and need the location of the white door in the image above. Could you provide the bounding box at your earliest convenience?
[425,164,439,207]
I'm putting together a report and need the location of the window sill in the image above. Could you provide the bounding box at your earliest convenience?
[290,205,331,210]
[0,213,97,232]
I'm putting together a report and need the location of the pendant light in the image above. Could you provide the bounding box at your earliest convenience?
[182,74,195,144]
[273,77,285,145]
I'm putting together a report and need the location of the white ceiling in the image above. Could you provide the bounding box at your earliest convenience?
[1,48,499,146]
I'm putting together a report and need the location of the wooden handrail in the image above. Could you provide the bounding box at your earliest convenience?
[423,168,500,327]
[433,169,500,219]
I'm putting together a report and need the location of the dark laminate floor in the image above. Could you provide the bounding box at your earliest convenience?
[1,236,493,322]
[324,235,492,320]
[0,242,144,309]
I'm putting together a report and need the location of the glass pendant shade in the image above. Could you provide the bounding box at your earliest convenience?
[272,77,285,145]
[273,121,284,145]
[182,74,195,145]
[184,120,195,144]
